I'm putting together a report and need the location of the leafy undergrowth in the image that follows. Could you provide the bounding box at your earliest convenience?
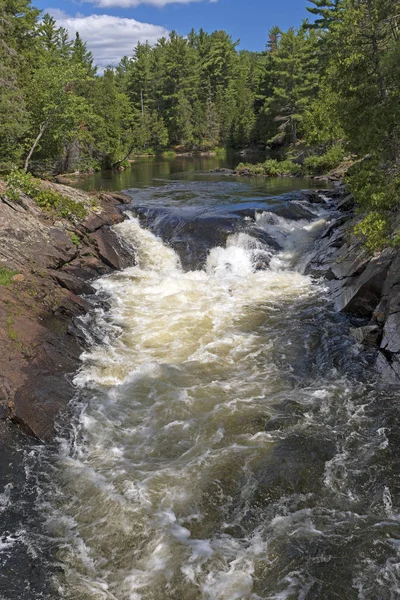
[236,145,347,178]
[0,266,17,286]
[4,169,87,221]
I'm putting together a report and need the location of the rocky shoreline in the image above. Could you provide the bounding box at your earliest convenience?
[304,190,400,384]
[0,180,136,441]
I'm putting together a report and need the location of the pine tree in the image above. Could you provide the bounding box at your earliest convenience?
[264,27,320,146]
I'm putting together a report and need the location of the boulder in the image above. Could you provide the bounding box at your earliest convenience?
[329,250,394,316]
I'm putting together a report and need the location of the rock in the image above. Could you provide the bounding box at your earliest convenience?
[11,274,25,282]
[380,312,400,354]
[337,194,354,211]
[0,178,133,441]
[329,250,394,316]
[299,190,325,204]
[376,351,400,384]
[12,375,76,440]
[210,168,235,174]
[350,325,381,346]
[90,227,136,270]
[48,269,96,296]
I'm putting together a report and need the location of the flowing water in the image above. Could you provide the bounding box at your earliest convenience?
[2,162,400,600]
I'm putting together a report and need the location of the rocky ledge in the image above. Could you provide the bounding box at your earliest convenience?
[305,190,400,384]
[0,179,136,441]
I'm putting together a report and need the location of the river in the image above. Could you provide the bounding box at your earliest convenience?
[2,158,400,600]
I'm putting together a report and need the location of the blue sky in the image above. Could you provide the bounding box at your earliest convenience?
[36,0,312,68]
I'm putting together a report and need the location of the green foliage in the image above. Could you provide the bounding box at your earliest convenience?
[354,212,389,252]
[5,169,87,220]
[236,159,304,177]
[303,144,345,175]
[0,266,18,286]
[34,188,87,219]
[69,232,81,247]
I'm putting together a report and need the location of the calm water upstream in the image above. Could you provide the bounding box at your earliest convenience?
[2,158,400,600]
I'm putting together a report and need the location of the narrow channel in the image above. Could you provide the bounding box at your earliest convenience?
[14,162,400,599]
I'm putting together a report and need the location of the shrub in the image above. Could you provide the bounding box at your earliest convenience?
[353,212,389,251]
[304,145,345,176]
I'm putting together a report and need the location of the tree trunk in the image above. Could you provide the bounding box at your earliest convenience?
[290,117,297,145]
[24,122,47,172]
[367,0,388,101]
[112,143,136,169]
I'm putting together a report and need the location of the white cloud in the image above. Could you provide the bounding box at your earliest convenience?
[88,0,207,7]
[47,11,170,67]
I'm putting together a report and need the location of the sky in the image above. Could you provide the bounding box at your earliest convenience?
[35,0,312,68]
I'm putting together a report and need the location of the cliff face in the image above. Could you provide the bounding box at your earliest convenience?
[305,192,400,384]
[0,179,135,440]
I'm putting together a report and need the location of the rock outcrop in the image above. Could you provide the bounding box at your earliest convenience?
[0,180,135,440]
[305,191,400,384]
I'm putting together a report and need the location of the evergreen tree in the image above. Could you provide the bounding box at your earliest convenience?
[264,27,320,146]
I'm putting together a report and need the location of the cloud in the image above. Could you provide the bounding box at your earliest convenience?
[87,0,208,7]
[47,11,170,67]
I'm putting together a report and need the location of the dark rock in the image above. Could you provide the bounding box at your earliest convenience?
[90,227,136,270]
[381,313,400,354]
[350,325,381,347]
[337,194,354,211]
[376,351,400,384]
[53,289,90,318]
[329,250,394,316]
[48,270,96,296]
[299,190,325,204]
[210,168,235,174]
[12,375,75,441]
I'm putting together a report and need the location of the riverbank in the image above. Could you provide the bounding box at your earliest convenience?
[0,178,135,440]
[304,193,400,383]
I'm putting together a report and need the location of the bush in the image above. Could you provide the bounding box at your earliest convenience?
[304,145,345,176]
[354,212,389,251]
[236,159,302,177]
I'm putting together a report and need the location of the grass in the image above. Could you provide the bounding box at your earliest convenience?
[69,232,81,247]
[0,266,17,286]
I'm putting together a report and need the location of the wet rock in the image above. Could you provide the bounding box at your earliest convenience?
[329,250,394,316]
[0,180,132,440]
[380,312,400,354]
[12,375,76,440]
[350,325,381,347]
[90,227,136,270]
[48,270,96,296]
[376,351,400,384]
[299,190,325,204]
[337,194,354,211]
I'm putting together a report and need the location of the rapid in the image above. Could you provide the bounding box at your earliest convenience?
[3,170,400,600]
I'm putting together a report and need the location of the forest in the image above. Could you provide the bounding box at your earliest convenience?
[1,0,400,248]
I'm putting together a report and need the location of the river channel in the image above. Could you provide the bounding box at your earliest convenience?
[2,157,400,600]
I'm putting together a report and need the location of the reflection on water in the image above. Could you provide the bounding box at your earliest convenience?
[70,155,323,195]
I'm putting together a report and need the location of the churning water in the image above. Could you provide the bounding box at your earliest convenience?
[3,175,400,600]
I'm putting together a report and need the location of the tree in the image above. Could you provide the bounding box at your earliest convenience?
[263,27,320,146]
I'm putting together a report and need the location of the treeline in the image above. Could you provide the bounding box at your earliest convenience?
[0,0,325,174]
[2,0,400,248]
